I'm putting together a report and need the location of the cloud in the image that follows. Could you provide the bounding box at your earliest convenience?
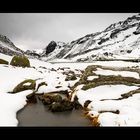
[0,13,137,50]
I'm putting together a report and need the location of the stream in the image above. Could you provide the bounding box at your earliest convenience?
[17,95,92,126]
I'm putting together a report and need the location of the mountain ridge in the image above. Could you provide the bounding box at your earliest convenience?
[1,13,140,62]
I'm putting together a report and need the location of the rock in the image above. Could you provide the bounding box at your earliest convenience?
[65,74,77,81]
[10,55,30,67]
[0,58,9,65]
[12,79,36,93]
[73,96,83,110]
[55,86,62,88]
[42,94,62,105]
[84,100,92,108]
[26,92,37,104]
[43,98,52,105]
[26,92,35,100]
[49,102,64,112]
[46,41,57,55]
[52,94,62,102]
[61,98,74,111]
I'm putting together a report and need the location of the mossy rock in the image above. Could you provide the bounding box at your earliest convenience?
[0,58,9,65]
[42,94,62,105]
[73,96,83,110]
[65,74,77,81]
[10,55,30,67]
[61,98,74,111]
[49,102,64,112]
[12,79,36,93]
[26,92,37,103]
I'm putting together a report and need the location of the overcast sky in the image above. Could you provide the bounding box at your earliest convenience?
[0,13,137,50]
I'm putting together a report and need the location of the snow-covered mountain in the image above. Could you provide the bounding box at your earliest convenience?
[1,13,140,62]
[39,13,140,62]
[0,35,25,56]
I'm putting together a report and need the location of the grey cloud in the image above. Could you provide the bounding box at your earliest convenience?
[0,13,137,50]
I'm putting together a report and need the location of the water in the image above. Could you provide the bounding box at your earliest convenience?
[17,96,92,126]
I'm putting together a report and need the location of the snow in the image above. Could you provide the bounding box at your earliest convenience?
[94,68,140,79]
[76,85,138,106]
[23,82,31,86]
[1,52,140,126]
[0,53,12,62]
[0,90,33,126]
[87,75,99,81]
[75,84,140,126]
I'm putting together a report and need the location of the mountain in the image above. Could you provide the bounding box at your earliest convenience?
[1,13,140,62]
[39,13,140,62]
[0,35,25,56]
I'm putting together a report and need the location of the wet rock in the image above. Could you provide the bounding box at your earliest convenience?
[12,79,36,93]
[52,94,63,102]
[73,96,83,110]
[43,98,52,105]
[61,98,74,111]
[26,92,37,104]
[49,102,63,112]
[38,95,44,101]
[42,94,62,105]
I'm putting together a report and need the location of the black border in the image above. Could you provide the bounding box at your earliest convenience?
[0,0,139,13]
[1,0,140,137]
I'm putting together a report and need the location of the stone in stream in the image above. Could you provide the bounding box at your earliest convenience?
[26,92,37,104]
[73,96,83,110]
[48,98,74,112]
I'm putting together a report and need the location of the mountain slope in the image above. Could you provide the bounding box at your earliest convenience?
[40,13,140,62]
[0,35,25,56]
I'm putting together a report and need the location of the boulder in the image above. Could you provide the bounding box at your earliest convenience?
[12,79,36,93]
[10,55,30,67]
[61,98,74,111]
[46,41,57,55]
[49,102,64,112]
[42,94,62,105]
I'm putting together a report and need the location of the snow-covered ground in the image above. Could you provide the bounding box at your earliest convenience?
[94,68,140,79]
[1,53,140,126]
